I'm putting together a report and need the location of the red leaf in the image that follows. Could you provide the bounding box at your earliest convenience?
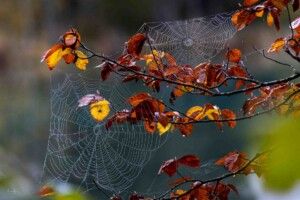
[100,62,115,81]
[178,155,200,168]
[221,109,237,128]
[215,151,248,173]
[158,158,178,177]
[127,33,146,58]
[243,0,259,7]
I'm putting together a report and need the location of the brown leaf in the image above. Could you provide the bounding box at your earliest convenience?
[105,109,131,129]
[293,0,300,11]
[215,151,248,173]
[100,62,115,81]
[127,33,147,58]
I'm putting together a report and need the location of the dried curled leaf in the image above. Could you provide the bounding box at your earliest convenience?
[78,93,104,107]
[127,33,146,58]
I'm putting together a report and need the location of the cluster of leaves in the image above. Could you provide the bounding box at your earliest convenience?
[41,28,88,70]
[268,17,300,57]
[232,0,299,31]
[40,0,300,199]
[105,92,236,136]
[106,152,267,200]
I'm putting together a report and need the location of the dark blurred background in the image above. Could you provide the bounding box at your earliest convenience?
[0,0,297,199]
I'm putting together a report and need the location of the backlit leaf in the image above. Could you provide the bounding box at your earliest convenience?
[89,99,110,122]
[268,38,285,53]
[75,50,88,70]
[243,0,259,6]
[127,33,146,58]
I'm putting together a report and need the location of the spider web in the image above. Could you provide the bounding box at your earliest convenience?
[139,12,236,65]
[42,12,238,196]
[42,71,169,193]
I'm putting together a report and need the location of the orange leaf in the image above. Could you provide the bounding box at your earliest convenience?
[268,38,285,53]
[41,44,71,70]
[38,185,55,197]
[231,10,256,31]
[226,49,242,63]
[127,33,146,58]
[243,0,259,7]
[267,12,274,27]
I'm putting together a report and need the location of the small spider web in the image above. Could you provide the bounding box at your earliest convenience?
[139,12,236,65]
[42,71,169,193]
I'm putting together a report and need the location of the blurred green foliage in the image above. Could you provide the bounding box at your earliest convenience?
[260,117,300,191]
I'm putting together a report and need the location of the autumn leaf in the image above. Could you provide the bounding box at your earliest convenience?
[267,11,274,27]
[78,93,104,107]
[90,99,110,122]
[127,33,146,58]
[157,122,172,135]
[268,38,285,53]
[158,158,178,176]
[75,50,89,70]
[226,49,242,63]
[158,155,200,177]
[215,151,248,173]
[41,44,66,70]
[128,92,152,107]
[293,0,300,12]
[178,155,200,168]
[221,109,237,128]
[105,109,131,129]
[38,185,55,197]
[243,0,259,7]
[231,10,256,31]
[186,106,204,121]
[62,28,81,48]
[291,17,300,33]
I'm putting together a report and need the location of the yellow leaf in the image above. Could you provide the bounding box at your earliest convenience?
[75,50,88,70]
[255,8,264,17]
[267,12,274,27]
[174,189,186,196]
[157,122,172,135]
[89,100,110,122]
[204,106,220,120]
[268,38,285,53]
[186,106,204,121]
